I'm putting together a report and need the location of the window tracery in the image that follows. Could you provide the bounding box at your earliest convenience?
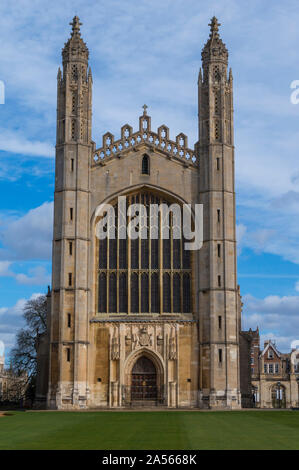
[97,190,192,314]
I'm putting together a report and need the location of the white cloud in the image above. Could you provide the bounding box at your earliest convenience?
[244,294,299,314]
[15,265,50,285]
[236,223,247,255]
[237,188,299,264]
[259,333,294,353]
[237,224,247,242]
[295,281,299,293]
[247,229,276,254]
[0,259,50,286]
[242,293,299,352]
[272,191,299,213]
[0,202,53,261]
[3,298,27,316]
[0,0,298,200]
[0,261,13,276]
[0,293,43,352]
[0,128,54,158]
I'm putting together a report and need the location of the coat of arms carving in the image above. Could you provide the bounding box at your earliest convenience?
[133,326,153,349]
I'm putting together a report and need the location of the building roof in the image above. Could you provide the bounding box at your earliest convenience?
[261,340,281,358]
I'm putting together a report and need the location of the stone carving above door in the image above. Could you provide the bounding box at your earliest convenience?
[133,326,153,349]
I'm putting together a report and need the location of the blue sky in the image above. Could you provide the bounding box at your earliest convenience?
[1,0,299,360]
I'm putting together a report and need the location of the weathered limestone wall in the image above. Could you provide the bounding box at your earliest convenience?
[87,321,199,408]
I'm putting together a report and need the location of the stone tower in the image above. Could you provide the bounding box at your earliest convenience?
[198,17,241,408]
[48,17,92,408]
[38,17,244,410]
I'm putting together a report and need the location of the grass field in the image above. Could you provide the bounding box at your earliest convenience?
[0,410,299,450]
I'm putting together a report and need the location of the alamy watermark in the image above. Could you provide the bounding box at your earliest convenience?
[95,196,203,251]
[290,80,299,104]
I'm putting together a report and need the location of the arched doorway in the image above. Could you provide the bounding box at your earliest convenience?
[131,356,157,402]
[271,384,286,409]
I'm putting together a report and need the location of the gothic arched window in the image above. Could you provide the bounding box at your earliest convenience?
[142,154,150,175]
[97,190,192,314]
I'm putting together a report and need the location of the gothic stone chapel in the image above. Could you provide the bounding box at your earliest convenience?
[36,16,246,410]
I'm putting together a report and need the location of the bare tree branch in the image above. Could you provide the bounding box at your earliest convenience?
[10,294,47,379]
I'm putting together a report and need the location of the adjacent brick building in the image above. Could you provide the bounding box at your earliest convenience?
[245,330,299,408]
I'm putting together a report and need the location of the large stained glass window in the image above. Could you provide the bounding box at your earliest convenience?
[97,190,192,314]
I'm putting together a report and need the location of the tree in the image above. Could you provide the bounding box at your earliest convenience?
[10,295,47,379]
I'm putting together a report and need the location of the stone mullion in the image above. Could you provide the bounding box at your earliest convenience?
[96,237,99,313]
[106,235,110,314]
[170,214,173,314]
[116,211,119,314]
[128,195,131,314]
[116,273,119,314]
[148,201,151,314]
[180,232,183,313]
[159,198,163,315]
[138,238,141,314]
[138,196,142,314]
[190,247,194,314]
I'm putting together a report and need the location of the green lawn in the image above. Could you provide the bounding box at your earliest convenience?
[0,410,299,450]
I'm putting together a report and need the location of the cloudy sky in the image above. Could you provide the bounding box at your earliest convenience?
[0,0,299,360]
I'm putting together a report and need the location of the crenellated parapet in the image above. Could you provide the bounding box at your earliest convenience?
[93,107,198,167]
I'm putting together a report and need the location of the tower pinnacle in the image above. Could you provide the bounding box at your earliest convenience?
[70,16,82,37]
[201,17,228,67]
[209,16,221,36]
[142,104,148,116]
[62,16,89,66]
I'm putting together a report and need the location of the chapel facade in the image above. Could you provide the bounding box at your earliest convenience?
[37,16,245,409]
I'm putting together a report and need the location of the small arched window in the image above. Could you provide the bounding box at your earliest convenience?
[142,154,150,175]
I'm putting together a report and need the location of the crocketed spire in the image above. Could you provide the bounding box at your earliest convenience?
[201,17,228,66]
[70,16,82,36]
[62,16,89,65]
[209,16,221,36]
